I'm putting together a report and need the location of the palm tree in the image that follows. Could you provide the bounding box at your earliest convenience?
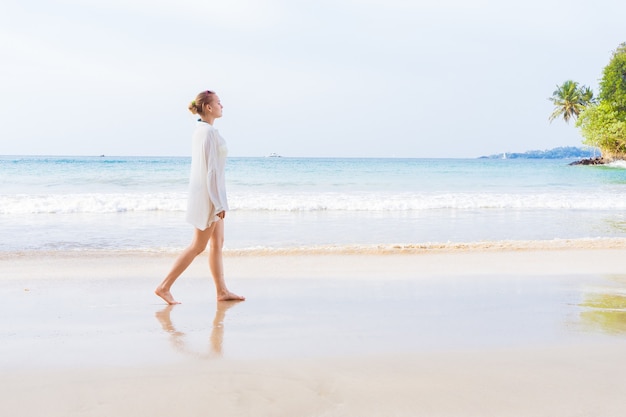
[548,80,594,123]
[580,85,595,106]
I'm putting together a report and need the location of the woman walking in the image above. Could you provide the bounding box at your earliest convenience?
[155,90,245,305]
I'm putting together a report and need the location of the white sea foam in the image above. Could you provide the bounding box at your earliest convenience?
[0,193,187,214]
[607,160,626,169]
[229,191,626,211]
[2,190,626,214]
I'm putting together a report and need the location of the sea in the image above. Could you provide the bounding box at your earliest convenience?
[1,155,626,253]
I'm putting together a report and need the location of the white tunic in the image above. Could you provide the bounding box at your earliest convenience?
[185,121,229,231]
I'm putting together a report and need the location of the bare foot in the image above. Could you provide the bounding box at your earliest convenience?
[217,290,245,301]
[155,287,181,305]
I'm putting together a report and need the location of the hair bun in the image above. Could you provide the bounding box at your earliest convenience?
[188,90,215,115]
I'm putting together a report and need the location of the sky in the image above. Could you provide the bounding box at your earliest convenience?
[1,0,624,158]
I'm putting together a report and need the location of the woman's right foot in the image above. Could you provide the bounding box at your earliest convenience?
[155,287,181,305]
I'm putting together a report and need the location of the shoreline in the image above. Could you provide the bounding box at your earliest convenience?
[3,238,625,282]
[2,236,626,259]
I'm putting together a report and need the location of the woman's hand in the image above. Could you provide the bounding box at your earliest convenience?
[217,211,226,219]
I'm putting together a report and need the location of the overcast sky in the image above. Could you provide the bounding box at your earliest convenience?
[1,0,624,158]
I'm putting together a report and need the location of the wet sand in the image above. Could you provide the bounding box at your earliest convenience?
[1,244,626,416]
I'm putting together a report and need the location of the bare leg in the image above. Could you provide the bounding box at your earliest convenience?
[209,220,245,301]
[155,226,213,304]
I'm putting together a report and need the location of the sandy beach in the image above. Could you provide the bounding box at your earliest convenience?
[2,241,626,416]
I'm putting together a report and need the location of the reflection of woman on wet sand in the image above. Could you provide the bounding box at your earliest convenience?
[155,90,244,305]
[155,301,241,358]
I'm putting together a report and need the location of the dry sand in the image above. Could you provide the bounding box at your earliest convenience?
[1,242,626,416]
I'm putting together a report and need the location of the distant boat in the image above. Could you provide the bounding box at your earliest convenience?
[502,152,507,159]
[267,153,282,158]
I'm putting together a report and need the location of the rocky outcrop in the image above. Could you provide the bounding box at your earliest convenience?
[569,157,606,165]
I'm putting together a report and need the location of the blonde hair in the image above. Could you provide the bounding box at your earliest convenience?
[188,90,216,115]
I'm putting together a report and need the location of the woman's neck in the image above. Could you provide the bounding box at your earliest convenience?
[200,115,215,125]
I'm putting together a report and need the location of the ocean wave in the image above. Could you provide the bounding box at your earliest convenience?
[607,160,626,169]
[229,191,626,211]
[2,191,626,214]
[0,193,187,214]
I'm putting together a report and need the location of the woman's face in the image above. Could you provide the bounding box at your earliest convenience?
[206,95,223,118]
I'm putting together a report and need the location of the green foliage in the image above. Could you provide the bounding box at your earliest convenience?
[598,42,626,111]
[575,43,626,159]
[548,80,595,123]
[551,43,626,160]
[576,101,626,159]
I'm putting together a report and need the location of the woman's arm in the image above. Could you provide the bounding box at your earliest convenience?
[204,130,228,215]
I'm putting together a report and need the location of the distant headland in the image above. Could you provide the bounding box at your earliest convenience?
[479,146,599,160]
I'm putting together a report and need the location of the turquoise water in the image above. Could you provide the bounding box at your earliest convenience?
[1,156,626,251]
